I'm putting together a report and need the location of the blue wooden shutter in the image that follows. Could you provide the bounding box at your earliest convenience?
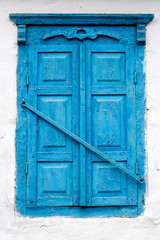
[26,43,137,207]
[27,45,80,207]
[87,44,137,206]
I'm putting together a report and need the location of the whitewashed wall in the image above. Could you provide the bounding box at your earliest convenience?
[0,0,160,239]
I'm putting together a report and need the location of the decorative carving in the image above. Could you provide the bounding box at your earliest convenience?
[17,25,26,44]
[43,28,120,41]
[137,24,146,45]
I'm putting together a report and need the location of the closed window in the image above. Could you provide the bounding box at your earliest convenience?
[10,14,154,217]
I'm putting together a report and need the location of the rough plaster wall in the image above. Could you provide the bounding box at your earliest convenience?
[0,0,160,239]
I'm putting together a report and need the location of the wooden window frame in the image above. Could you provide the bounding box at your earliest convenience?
[10,14,153,217]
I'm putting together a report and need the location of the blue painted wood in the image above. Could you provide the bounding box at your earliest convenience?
[26,26,138,45]
[22,100,142,183]
[17,25,26,43]
[137,24,146,45]
[36,86,73,96]
[26,44,80,207]
[80,44,86,206]
[10,14,154,26]
[26,45,38,207]
[43,28,120,41]
[13,14,154,217]
[135,44,146,215]
[86,43,92,206]
[86,44,137,206]
[25,205,139,217]
[16,45,28,215]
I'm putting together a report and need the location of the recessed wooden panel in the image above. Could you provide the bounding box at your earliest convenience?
[37,162,72,197]
[38,96,72,151]
[92,162,128,206]
[92,53,125,85]
[92,95,126,150]
[38,52,71,86]
[92,162,125,195]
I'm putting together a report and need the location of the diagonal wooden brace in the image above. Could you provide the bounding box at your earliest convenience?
[21,99,144,184]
